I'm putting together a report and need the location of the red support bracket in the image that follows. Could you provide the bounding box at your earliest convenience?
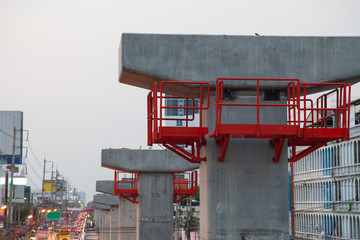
[289,143,326,162]
[174,194,192,204]
[217,135,230,162]
[120,194,138,204]
[271,137,286,163]
[163,142,205,163]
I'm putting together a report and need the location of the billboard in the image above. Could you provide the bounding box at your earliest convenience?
[56,179,66,191]
[43,180,56,192]
[0,111,23,164]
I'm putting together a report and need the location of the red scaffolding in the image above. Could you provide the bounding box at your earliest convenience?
[114,170,139,203]
[174,170,198,203]
[209,78,351,162]
[147,81,210,163]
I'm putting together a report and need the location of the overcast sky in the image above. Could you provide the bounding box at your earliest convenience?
[1,0,360,202]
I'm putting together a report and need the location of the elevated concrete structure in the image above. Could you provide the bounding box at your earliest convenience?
[90,201,110,240]
[96,181,137,240]
[94,194,118,240]
[119,34,360,95]
[102,148,199,240]
[102,148,199,172]
[96,180,115,195]
[118,34,360,240]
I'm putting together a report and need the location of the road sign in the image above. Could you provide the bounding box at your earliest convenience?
[46,212,60,220]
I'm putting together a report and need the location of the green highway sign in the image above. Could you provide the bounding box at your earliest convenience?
[46,212,61,220]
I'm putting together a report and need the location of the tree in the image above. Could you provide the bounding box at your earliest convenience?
[183,207,199,240]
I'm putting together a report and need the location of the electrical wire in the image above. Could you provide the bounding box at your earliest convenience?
[26,175,41,189]
[27,141,44,169]
[320,4,360,35]
[26,158,43,180]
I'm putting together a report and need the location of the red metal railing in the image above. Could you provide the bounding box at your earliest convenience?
[174,170,198,203]
[114,170,139,203]
[210,78,351,162]
[147,81,210,163]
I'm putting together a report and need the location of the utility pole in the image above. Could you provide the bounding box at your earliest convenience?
[8,127,17,224]
[51,162,54,205]
[42,159,46,208]
[55,170,59,209]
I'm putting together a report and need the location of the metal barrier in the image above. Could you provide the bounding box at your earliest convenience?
[147,81,210,163]
[174,170,198,203]
[114,170,139,203]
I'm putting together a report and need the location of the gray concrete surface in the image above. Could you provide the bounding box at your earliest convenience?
[137,173,174,240]
[95,182,138,240]
[102,148,199,172]
[93,195,118,240]
[96,181,115,195]
[119,197,137,240]
[96,180,133,195]
[199,94,289,240]
[119,34,360,95]
[90,202,110,240]
[94,194,119,206]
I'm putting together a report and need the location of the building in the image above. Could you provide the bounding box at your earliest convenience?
[291,98,360,239]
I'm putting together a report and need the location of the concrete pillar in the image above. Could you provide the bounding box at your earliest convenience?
[200,93,289,240]
[119,197,137,240]
[110,206,119,240]
[94,194,119,240]
[137,173,174,240]
[91,202,110,240]
[102,149,199,240]
[96,180,137,240]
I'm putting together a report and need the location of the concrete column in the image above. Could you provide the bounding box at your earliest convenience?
[137,173,174,240]
[91,202,111,240]
[94,194,119,240]
[96,180,137,240]
[119,197,137,240]
[102,149,199,240]
[199,93,289,240]
[110,206,119,240]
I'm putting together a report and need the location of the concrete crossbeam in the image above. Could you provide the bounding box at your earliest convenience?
[119,34,360,95]
[93,194,119,206]
[89,201,110,210]
[102,148,199,172]
[96,180,115,195]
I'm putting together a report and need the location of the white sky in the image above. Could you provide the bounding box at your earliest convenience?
[1,0,360,202]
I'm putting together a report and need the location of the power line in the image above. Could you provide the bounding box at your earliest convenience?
[320,4,360,35]
[26,159,43,180]
[27,141,44,169]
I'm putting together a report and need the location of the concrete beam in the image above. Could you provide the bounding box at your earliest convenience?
[119,33,360,95]
[93,194,119,206]
[96,180,133,195]
[96,180,115,195]
[89,201,110,210]
[102,148,199,172]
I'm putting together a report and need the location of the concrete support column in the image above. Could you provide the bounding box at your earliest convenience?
[99,209,110,240]
[137,173,174,240]
[110,206,119,240]
[96,180,137,240]
[200,93,289,240]
[102,149,198,240]
[119,197,137,240]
